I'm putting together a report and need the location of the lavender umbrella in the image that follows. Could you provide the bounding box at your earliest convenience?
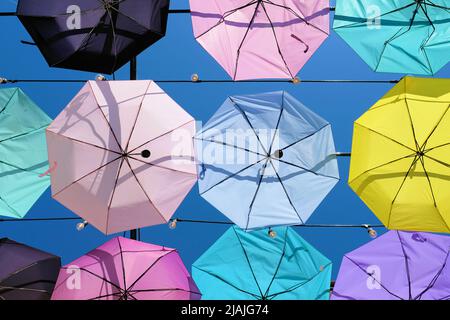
[0,238,61,300]
[331,231,450,300]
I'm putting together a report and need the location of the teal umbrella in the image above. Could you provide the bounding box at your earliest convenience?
[333,0,450,75]
[0,88,51,219]
[192,227,332,300]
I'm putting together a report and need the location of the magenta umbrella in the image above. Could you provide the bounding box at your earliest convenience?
[189,0,330,80]
[51,237,201,300]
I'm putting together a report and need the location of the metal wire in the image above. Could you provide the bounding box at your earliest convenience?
[0,78,400,85]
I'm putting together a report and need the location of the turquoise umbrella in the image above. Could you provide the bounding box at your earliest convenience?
[333,0,450,75]
[0,88,51,219]
[192,227,332,300]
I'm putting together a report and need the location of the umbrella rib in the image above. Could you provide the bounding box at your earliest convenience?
[425,142,450,153]
[374,4,420,72]
[396,231,413,300]
[116,237,127,292]
[418,156,450,231]
[199,157,267,196]
[263,228,288,298]
[52,156,122,198]
[108,5,166,37]
[126,250,176,291]
[419,2,436,31]
[348,153,416,185]
[88,81,124,153]
[0,88,18,115]
[191,265,260,299]
[193,137,266,157]
[0,123,49,144]
[425,0,450,10]
[49,10,108,68]
[280,124,330,151]
[127,155,197,177]
[123,157,168,223]
[127,120,195,155]
[0,285,51,295]
[194,0,260,39]
[418,157,438,207]
[0,159,48,175]
[104,7,120,74]
[343,256,404,300]
[260,2,294,79]
[88,292,123,300]
[423,154,450,168]
[62,266,123,291]
[232,1,262,80]
[355,123,416,153]
[266,262,332,299]
[229,97,269,155]
[0,196,21,218]
[414,250,450,300]
[334,2,417,29]
[232,227,264,298]
[263,0,329,35]
[124,81,153,153]
[245,157,270,230]
[277,159,340,180]
[267,158,305,224]
[49,133,122,155]
[421,104,450,151]
[387,156,420,228]
[404,98,420,151]
[129,288,202,295]
[268,91,284,155]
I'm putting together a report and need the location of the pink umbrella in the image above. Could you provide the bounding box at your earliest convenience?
[51,237,201,300]
[46,80,197,235]
[189,0,330,80]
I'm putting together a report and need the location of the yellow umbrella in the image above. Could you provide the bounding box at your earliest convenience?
[349,76,450,233]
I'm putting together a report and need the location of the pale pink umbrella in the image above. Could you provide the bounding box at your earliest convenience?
[51,237,201,300]
[46,80,197,235]
[189,0,330,80]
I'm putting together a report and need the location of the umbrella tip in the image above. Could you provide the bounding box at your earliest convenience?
[141,150,151,158]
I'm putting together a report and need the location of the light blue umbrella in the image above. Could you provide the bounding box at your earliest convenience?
[333,0,450,75]
[0,88,51,219]
[192,226,332,300]
[195,91,339,230]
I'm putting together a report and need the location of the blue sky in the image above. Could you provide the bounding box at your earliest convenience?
[0,0,449,280]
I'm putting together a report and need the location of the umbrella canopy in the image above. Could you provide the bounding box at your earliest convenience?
[333,0,450,75]
[189,0,330,80]
[349,76,450,233]
[46,80,197,235]
[193,226,332,300]
[0,238,61,300]
[195,91,339,230]
[0,88,51,219]
[51,237,201,300]
[17,0,170,74]
[331,230,450,300]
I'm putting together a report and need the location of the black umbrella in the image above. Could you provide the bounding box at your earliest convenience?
[0,238,61,300]
[16,0,170,74]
